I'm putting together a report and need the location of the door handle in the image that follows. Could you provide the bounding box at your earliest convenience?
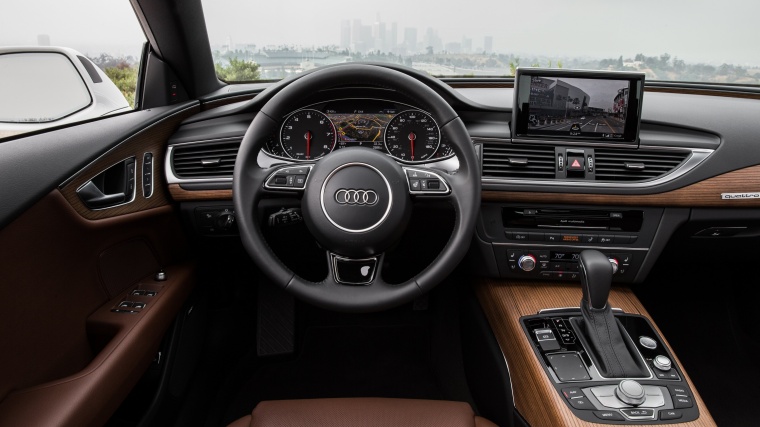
[77,180,126,209]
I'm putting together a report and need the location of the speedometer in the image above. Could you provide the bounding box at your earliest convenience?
[280,109,336,160]
[384,110,440,163]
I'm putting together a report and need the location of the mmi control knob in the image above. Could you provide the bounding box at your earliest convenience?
[518,254,537,272]
[615,380,646,406]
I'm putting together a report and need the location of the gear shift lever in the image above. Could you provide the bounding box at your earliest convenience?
[571,250,648,378]
[579,250,613,310]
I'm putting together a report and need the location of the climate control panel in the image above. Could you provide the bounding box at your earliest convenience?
[501,247,643,281]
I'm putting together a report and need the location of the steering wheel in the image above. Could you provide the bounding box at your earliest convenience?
[233,64,480,312]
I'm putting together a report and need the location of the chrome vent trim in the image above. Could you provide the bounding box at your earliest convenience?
[594,148,690,182]
[170,138,241,179]
[482,141,556,179]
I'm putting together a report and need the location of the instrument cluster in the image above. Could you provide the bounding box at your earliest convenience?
[263,99,454,164]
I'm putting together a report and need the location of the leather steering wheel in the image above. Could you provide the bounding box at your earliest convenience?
[233,64,480,312]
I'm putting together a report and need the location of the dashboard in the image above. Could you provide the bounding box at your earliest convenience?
[262,98,454,163]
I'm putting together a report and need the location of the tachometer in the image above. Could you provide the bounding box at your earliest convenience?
[384,110,440,163]
[280,109,336,160]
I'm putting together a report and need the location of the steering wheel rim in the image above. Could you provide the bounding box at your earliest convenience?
[233,64,480,312]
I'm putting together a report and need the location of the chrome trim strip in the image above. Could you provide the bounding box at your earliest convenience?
[59,103,198,188]
[493,242,648,251]
[537,307,625,314]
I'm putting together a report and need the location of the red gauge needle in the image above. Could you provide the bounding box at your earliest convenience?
[408,132,416,160]
[305,130,312,159]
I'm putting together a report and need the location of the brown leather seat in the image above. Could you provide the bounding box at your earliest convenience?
[228,398,498,427]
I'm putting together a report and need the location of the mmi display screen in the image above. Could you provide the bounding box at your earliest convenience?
[513,69,644,145]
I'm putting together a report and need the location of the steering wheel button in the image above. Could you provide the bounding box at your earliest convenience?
[420,180,428,190]
[428,180,440,189]
[294,175,306,187]
[409,179,420,190]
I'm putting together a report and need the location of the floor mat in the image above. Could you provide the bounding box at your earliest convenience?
[219,324,444,425]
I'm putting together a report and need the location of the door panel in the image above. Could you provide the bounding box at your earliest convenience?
[0,103,199,425]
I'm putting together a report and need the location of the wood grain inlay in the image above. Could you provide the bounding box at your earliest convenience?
[475,279,715,426]
[168,184,232,201]
[483,163,760,207]
[60,106,199,220]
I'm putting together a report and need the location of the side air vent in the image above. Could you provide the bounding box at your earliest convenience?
[482,142,556,179]
[594,149,690,182]
[172,140,241,178]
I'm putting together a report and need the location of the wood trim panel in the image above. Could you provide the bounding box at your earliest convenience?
[59,106,199,220]
[168,184,232,201]
[475,279,715,426]
[483,163,760,207]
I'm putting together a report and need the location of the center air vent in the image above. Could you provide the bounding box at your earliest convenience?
[481,142,556,179]
[594,149,690,182]
[172,139,241,178]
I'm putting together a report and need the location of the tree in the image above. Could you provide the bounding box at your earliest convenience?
[508,57,520,76]
[215,58,261,81]
[104,62,138,108]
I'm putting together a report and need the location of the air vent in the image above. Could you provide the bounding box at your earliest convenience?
[482,142,556,179]
[594,149,689,182]
[172,140,240,178]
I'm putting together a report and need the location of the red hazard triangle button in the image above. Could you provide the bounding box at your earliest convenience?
[568,157,584,171]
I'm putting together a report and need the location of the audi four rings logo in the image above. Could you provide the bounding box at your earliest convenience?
[334,189,379,205]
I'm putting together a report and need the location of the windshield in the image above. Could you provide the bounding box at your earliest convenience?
[202,0,760,85]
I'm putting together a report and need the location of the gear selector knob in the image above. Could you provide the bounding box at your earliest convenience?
[579,250,613,309]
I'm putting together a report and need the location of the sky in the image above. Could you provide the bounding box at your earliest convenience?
[1,0,758,67]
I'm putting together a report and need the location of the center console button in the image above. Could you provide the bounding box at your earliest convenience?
[529,232,545,241]
[568,397,596,410]
[667,385,689,397]
[560,234,581,243]
[561,387,583,399]
[546,233,560,242]
[599,235,614,244]
[582,234,598,244]
[620,408,655,420]
[593,411,625,421]
[513,232,529,241]
[639,336,657,350]
[673,396,693,409]
[653,355,672,371]
[659,409,683,420]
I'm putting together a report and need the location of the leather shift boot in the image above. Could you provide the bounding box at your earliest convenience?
[572,301,648,378]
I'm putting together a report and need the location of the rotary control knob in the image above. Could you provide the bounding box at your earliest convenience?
[653,355,672,371]
[608,257,619,274]
[518,254,537,272]
[615,379,646,406]
[217,213,236,231]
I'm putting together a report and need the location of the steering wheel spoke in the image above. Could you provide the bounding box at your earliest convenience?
[402,166,451,197]
[263,164,315,192]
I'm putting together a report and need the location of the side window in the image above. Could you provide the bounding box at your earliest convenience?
[0,0,145,141]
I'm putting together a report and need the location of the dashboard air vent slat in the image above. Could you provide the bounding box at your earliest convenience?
[172,140,241,178]
[482,142,556,179]
[594,148,689,182]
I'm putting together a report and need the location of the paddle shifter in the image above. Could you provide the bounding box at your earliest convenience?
[571,250,648,378]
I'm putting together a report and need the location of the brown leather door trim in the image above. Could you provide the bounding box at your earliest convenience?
[0,265,194,427]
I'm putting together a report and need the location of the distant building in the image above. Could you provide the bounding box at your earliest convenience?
[340,20,351,50]
[404,28,417,54]
[462,37,472,54]
[484,36,493,54]
[445,42,461,54]
[389,22,398,53]
[528,78,590,119]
